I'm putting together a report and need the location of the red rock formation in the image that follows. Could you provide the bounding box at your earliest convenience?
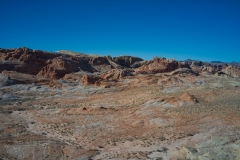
[101,69,133,81]
[81,75,102,85]
[136,57,189,74]
[37,57,81,79]
[81,69,133,86]
[0,48,112,79]
[201,64,218,74]
[112,56,143,68]
[2,47,239,88]
[63,72,85,81]
[0,47,59,75]
[49,79,62,88]
[221,66,240,78]
[90,57,110,65]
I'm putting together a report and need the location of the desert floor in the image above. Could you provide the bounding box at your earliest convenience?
[0,73,240,160]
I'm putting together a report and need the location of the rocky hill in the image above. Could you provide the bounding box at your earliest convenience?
[1,47,239,87]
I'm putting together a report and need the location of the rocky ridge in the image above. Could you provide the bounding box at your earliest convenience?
[1,47,239,87]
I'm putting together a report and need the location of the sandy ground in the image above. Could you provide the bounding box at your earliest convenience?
[0,73,240,159]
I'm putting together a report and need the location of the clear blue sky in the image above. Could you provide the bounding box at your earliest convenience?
[1,0,240,62]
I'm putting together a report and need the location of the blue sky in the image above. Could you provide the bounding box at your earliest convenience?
[1,0,240,62]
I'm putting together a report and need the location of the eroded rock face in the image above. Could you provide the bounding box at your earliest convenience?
[112,56,143,68]
[170,68,199,76]
[63,72,86,82]
[101,69,133,81]
[1,47,240,88]
[190,62,221,74]
[81,69,133,86]
[202,65,217,74]
[221,66,240,78]
[131,60,148,68]
[90,56,110,66]
[0,47,59,75]
[0,48,114,81]
[37,57,81,79]
[0,48,105,84]
[136,57,189,74]
[49,79,63,88]
[190,61,204,73]
[81,74,102,85]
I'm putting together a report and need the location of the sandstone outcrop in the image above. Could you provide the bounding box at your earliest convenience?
[81,69,133,86]
[49,79,63,88]
[170,68,199,76]
[90,56,111,66]
[112,56,143,68]
[201,65,217,74]
[63,72,87,82]
[0,47,59,75]
[130,60,148,68]
[1,47,240,88]
[81,74,102,85]
[37,57,81,79]
[190,61,204,73]
[162,92,198,107]
[221,66,240,78]
[101,69,133,81]
[136,57,189,74]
